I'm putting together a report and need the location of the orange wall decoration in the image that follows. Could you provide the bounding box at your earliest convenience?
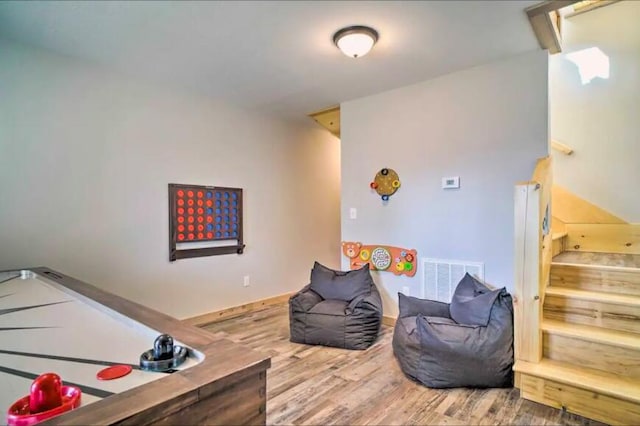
[342,241,417,277]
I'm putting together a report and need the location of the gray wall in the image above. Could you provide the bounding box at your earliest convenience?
[0,39,341,319]
[341,50,549,317]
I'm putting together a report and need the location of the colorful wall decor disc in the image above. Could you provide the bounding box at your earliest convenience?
[370,168,401,201]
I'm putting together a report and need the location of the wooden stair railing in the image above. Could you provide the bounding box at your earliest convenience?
[514,156,553,364]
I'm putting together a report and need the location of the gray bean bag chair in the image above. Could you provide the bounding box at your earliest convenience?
[289,262,382,350]
[392,273,513,388]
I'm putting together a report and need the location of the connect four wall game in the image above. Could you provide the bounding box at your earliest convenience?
[168,184,245,261]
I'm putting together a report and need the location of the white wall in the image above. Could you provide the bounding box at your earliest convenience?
[550,2,640,222]
[341,50,549,317]
[0,39,341,319]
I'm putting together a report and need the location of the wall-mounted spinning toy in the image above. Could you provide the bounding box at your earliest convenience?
[342,241,417,277]
[370,168,401,201]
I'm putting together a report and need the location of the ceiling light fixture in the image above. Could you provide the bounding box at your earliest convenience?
[333,25,379,58]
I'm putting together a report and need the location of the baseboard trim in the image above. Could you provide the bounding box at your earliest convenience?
[183,292,294,327]
[382,315,397,327]
[183,295,399,328]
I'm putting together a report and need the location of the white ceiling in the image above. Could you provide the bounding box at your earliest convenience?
[0,1,541,119]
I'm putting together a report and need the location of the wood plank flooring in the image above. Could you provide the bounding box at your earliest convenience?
[201,304,605,426]
[553,251,640,268]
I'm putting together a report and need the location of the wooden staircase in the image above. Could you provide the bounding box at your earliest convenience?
[515,255,640,425]
[513,158,640,425]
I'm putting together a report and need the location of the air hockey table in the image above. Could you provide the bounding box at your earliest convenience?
[0,267,270,425]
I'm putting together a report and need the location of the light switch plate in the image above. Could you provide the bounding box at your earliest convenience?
[349,207,357,219]
[442,176,460,189]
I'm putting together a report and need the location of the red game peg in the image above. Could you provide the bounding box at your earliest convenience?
[7,373,81,426]
[370,182,378,189]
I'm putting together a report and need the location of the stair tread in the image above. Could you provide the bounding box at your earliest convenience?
[515,358,640,403]
[542,319,640,349]
[552,232,568,240]
[551,261,640,273]
[545,286,640,306]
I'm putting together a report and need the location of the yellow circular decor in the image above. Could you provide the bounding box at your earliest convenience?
[372,168,401,198]
[395,262,405,272]
[359,249,371,261]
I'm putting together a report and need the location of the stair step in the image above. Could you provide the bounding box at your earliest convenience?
[544,287,640,334]
[552,232,568,241]
[546,286,640,305]
[550,262,640,296]
[552,233,568,256]
[514,358,640,404]
[542,319,640,349]
[542,319,640,380]
[514,359,640,425]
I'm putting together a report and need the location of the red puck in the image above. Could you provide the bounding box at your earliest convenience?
[97,365,132,381]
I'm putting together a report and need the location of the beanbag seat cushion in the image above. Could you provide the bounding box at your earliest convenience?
[392,274,514,388]
[289,262,382,350]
